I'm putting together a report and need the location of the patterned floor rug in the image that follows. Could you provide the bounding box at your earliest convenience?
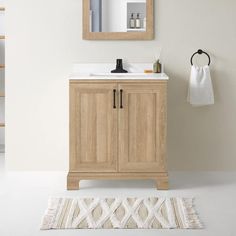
[41,197,203,230]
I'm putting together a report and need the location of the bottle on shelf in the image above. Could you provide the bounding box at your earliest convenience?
[130,13,135,29]
[135,13,141,29]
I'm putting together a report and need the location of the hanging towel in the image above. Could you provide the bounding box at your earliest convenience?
[187,65,214,106]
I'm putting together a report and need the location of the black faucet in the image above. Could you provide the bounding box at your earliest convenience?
[111,59,128,73]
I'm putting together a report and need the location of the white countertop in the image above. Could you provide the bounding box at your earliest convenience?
[69,63,169,80]
[69,73,169,80]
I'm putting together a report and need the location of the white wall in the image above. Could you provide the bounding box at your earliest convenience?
[5,0,236,170]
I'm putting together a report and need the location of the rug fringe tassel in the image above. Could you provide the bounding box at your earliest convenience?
[40,198,60,230]
[182,198,203,229]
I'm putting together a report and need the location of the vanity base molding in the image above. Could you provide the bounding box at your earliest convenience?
[67,172,169,190]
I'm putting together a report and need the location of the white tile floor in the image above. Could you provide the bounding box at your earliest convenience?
[0,153,235,236]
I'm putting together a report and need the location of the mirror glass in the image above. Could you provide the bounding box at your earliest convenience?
[90,0,147,32]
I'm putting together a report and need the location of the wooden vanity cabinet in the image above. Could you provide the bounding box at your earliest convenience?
[68,79,168,190]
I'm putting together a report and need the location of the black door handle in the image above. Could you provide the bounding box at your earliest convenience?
[120,89,123,109]
[113,89,116,109]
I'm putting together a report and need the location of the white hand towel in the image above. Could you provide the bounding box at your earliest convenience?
[187,65,214,106]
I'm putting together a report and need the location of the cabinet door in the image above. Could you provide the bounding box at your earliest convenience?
[70,83,117,172]
[118,83,167,172]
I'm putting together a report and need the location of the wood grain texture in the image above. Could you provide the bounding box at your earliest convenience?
[83,0,154,40]
[118,83,167,173]
[68,172,168,179]
[68,80,168,190]
[70,83,118,173]
[156,179,169,190]
[67,174,80,190]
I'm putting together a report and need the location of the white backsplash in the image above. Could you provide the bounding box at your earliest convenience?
[72,63,153,76]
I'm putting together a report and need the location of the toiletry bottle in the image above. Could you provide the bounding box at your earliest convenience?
[153,59,162,73]
[135,13,141,28]
[130,13,135,28]
[157,60,162,73]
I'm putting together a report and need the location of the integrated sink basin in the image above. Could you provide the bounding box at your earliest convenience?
[90,73,157,77]
[88,73,168,80]
[70,63,169,80]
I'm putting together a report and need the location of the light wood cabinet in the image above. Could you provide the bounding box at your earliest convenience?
[118,83,167,173]
[68,79,168,190]
[69,83,117,173]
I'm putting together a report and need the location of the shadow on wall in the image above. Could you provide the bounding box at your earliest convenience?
[165,60,233,171]
[169,171,236,190]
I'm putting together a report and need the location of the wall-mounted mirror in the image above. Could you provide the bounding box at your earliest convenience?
[83,0,154,40]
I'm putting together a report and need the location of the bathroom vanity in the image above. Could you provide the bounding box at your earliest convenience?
[67,68,169,190]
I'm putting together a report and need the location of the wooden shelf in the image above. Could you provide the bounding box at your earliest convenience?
[127,28,146,32]
[0,6,5,134]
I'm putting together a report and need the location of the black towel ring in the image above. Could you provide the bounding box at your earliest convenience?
[190,49,211,66]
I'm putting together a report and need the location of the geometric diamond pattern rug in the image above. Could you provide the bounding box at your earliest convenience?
[41,197,203,230]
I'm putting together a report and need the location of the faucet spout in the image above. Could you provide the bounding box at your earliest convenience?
[111,59,128,73]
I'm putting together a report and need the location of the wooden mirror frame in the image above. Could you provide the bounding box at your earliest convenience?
[83,0,154,40]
